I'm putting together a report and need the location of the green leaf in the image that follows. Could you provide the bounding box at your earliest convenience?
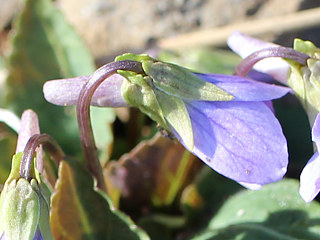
[192,179,320,240]
[5,0,95,154]
[50,157,149,240]
[138,214,185,240]
[181,166,240,226]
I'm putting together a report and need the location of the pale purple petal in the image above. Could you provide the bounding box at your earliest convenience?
[195,73,291,101]
[16,110,40,153]
[299,152,320,203]
[43,74,128,107]
[16,110,43,173]
[312,113,320,150]
[176,100,288,185]
[239,182,262,190]
[299,113,320,202]
[227,31,289,84]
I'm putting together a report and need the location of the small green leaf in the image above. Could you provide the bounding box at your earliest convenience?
[142,61,234,101]
[51,157,149,240]
[192,179,320,240]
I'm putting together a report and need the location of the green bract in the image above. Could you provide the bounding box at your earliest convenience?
[0,153,53,240]
[115,53,233,150]
[287,39,320,124]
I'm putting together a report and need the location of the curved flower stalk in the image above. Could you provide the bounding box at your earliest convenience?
[228,31,320,202]
[43,54,290,189]
[0,109,64,240]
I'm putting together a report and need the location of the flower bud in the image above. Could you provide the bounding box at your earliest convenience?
[0,153,53,240]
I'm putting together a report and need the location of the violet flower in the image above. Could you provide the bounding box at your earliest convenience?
[43,54,290,189]
[228,31,320,202]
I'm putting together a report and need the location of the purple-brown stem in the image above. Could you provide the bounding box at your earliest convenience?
[234,47,310,77]
[77,60,144,192]
[20,134,65,180]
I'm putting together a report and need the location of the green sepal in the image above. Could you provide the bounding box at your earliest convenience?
[116,53,234,101]
[142,61,234,101]
[120,71,169,130]
[3,152,24,184]
[30,179,54,240]
[155,90,194,150]
[293,39,320,58]
[2,178,40,240]
[286,39,320,123]
[0,153,24,235]
[309,58,320,91]
[115,53,155,63]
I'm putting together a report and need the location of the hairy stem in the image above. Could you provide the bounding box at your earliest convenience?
[20,134,65,180]
[77,60,144,192]
[234,47,310,77]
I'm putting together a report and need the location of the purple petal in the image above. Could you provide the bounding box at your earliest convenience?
[33,230,43,240]
[194,73,291,101]
[177,100,288,185]
[299,152,320,203]
[227,31,289,84]
[16,110,43,173]
[43,74,128,107]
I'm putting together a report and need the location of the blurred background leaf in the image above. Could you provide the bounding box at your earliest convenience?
[3,0,112,156]
[0,122,17,184]
[0,108,19,184]
[91,107,116,165]
[158,48,240,74]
